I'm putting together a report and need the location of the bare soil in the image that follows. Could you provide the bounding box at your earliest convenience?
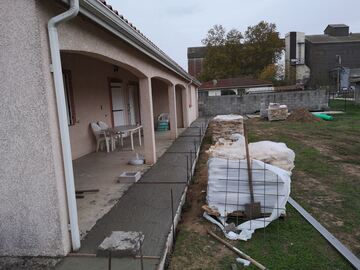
[287,108,321,123]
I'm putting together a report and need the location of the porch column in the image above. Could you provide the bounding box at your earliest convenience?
[168,84,177,139]
[139,77,156,164]
[182,87,190,127]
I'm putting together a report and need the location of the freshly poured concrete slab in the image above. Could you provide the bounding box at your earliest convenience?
[55,257,157,270]
[179,127,203,137]
[166,139,201,154]
[56,119,208,270]
[79,183,186,256]
[140,154,188,183]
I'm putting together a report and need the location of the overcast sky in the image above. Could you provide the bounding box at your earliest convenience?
[109,0,360,70]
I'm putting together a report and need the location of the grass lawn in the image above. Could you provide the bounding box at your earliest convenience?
[169,100,359,270]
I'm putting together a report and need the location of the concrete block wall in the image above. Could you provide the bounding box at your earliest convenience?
[355,85,360,104]
[199,89,329,116]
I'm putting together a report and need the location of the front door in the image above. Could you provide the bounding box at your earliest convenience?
[110,82,126,127]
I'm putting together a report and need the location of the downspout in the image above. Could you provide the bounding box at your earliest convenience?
[184,78,194,126]
[186,78,193,107]
[47,0,80,251]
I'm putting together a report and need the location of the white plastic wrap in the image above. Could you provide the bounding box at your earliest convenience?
[206,158,291,240]
[213,114,244,121]
[207,135,295,172]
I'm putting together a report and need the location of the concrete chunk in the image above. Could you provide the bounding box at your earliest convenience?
[97,231,144,258]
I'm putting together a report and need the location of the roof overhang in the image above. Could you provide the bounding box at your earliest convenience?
[58,0,200,86]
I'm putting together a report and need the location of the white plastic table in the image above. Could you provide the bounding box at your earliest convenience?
[112,125,142,150]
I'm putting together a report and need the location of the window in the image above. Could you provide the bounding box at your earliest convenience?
[62,70,76,126]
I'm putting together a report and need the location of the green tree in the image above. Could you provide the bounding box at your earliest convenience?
[199,22,284,82]
[243,21,283,75]
[201,24,226,46]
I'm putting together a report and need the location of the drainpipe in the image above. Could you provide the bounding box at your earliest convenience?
[186,78,193,106]
[47,0,80,251]
[184,78,194,126]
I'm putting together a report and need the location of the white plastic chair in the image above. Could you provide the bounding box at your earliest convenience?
[90,122,110,152]
[98,121,118,150]
[97,121,109,130]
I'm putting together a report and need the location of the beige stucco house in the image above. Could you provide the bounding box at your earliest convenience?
[0,0,199,257]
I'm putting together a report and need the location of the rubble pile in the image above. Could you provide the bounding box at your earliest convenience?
[209,115,244,142]
[267,103,288,121]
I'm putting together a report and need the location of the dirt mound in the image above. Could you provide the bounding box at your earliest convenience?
[287,108,321,123]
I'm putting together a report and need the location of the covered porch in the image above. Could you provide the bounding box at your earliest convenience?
[73,130,184,238]
[60,51,190,237]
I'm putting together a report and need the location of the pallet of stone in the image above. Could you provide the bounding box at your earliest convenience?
[209,115,244,142]
[268,104,288,121]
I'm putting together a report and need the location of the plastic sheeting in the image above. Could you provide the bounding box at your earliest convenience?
[213,115,244,121]
[207,135,295,171]
[206,158,291,240]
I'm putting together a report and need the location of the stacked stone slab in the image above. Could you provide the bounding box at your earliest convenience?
[268,103,288,121]
[209,115,244,142]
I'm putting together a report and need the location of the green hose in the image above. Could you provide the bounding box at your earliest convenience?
[313,113,334,121]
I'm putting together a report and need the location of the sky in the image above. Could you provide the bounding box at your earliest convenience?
[109,0,360,70]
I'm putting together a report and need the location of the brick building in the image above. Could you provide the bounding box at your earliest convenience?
[187,46,207,79]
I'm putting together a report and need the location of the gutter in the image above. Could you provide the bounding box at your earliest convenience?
[60,0,200,86]
[48,0,81,251]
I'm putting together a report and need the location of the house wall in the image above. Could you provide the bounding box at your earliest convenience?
[0,0,70,256]
[188,85,199,121]
[61,53,138,159]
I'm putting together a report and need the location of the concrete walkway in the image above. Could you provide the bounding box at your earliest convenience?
[55,118,208,270]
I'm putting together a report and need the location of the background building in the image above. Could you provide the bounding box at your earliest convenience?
[285,24,360,89]
[187,46,206,79]
[285,32,311,84]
